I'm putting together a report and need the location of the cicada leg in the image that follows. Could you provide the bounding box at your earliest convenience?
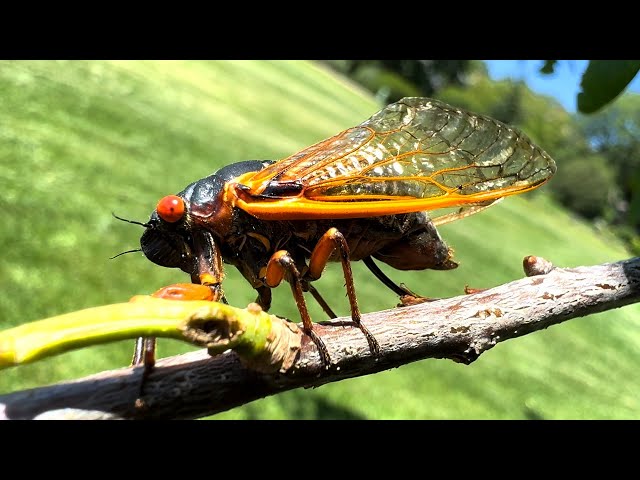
[362,256,423,297]
[365,222,458,306]
[254,285,273,311]
[364,256,479,305]
[131,337,157,368]
[255,270,337,321]
[265,250,332,368]
[130,336,157,409]
[464,286,488,295]
[307,284,338,319]
[131,282,218,369]
[131,282,220,409]
[307,228,380,358]
[362,257,435,306]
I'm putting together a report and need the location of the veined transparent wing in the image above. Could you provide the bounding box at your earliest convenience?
[233,97,556,220]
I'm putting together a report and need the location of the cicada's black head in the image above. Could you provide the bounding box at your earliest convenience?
[140,207,196,274]
[140,160,273,276]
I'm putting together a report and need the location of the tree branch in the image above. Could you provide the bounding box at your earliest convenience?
[1,256,639,420]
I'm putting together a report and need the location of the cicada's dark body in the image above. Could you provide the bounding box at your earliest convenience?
[137,97,556,366]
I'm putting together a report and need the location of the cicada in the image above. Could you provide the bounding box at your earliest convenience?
[130,97,556,368]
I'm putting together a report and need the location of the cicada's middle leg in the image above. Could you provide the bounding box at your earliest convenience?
[264,228,381,369]
[264,250,332,368]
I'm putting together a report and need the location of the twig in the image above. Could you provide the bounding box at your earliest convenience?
[1,256,639,420]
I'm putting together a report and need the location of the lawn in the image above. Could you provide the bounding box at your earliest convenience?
[0,60,638,419]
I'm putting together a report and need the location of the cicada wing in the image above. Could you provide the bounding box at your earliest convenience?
[431,199,503,227]
[236,97,556,220]
[239,123,375,191]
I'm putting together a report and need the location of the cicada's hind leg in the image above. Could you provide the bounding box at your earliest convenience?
[362,257,435,306]
[307,228,380,358]
[306,284,338,319]
[363,256,422,297]
[368,222,459,306]
[265,250,332,368]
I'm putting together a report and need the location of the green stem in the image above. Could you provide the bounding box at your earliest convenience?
[0,296,294,371]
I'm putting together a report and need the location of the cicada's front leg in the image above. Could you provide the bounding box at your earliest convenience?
[131,282,219,368]
[132,229,225,407]
[129,282,222,411]
[131,278,223,370]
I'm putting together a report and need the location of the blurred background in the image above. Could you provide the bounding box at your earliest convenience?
[1,60,639,419]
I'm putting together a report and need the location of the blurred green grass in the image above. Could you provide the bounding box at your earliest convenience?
[1,60,638,419]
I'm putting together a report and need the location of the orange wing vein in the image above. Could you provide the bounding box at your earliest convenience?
[229,97,557,221]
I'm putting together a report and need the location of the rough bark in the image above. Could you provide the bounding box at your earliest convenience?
[1,256,639,420]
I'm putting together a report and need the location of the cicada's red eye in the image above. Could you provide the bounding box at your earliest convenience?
[157,195,185,223]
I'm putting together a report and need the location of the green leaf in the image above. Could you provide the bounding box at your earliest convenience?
[539,60,557,75]
[578,60,640,114]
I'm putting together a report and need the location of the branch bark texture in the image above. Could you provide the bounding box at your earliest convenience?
[1,256,639,420]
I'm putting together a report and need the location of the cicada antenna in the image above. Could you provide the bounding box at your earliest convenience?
[112,212,151,228]
[110,249,142,260]
[110,212,148,260]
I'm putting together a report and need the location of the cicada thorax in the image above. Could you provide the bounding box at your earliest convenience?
[217,203,457,292]
[287,211,457,270]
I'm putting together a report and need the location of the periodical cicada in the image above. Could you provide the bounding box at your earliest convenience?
[128,97,556,368]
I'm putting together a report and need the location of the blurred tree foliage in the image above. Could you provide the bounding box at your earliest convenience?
[439,68,640,251]
[541,60,640,113]
[578,94,640,251]
[323,60,640,253]
[538,61,640,250]
[321,60,473,103]
[437,69,621,225]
